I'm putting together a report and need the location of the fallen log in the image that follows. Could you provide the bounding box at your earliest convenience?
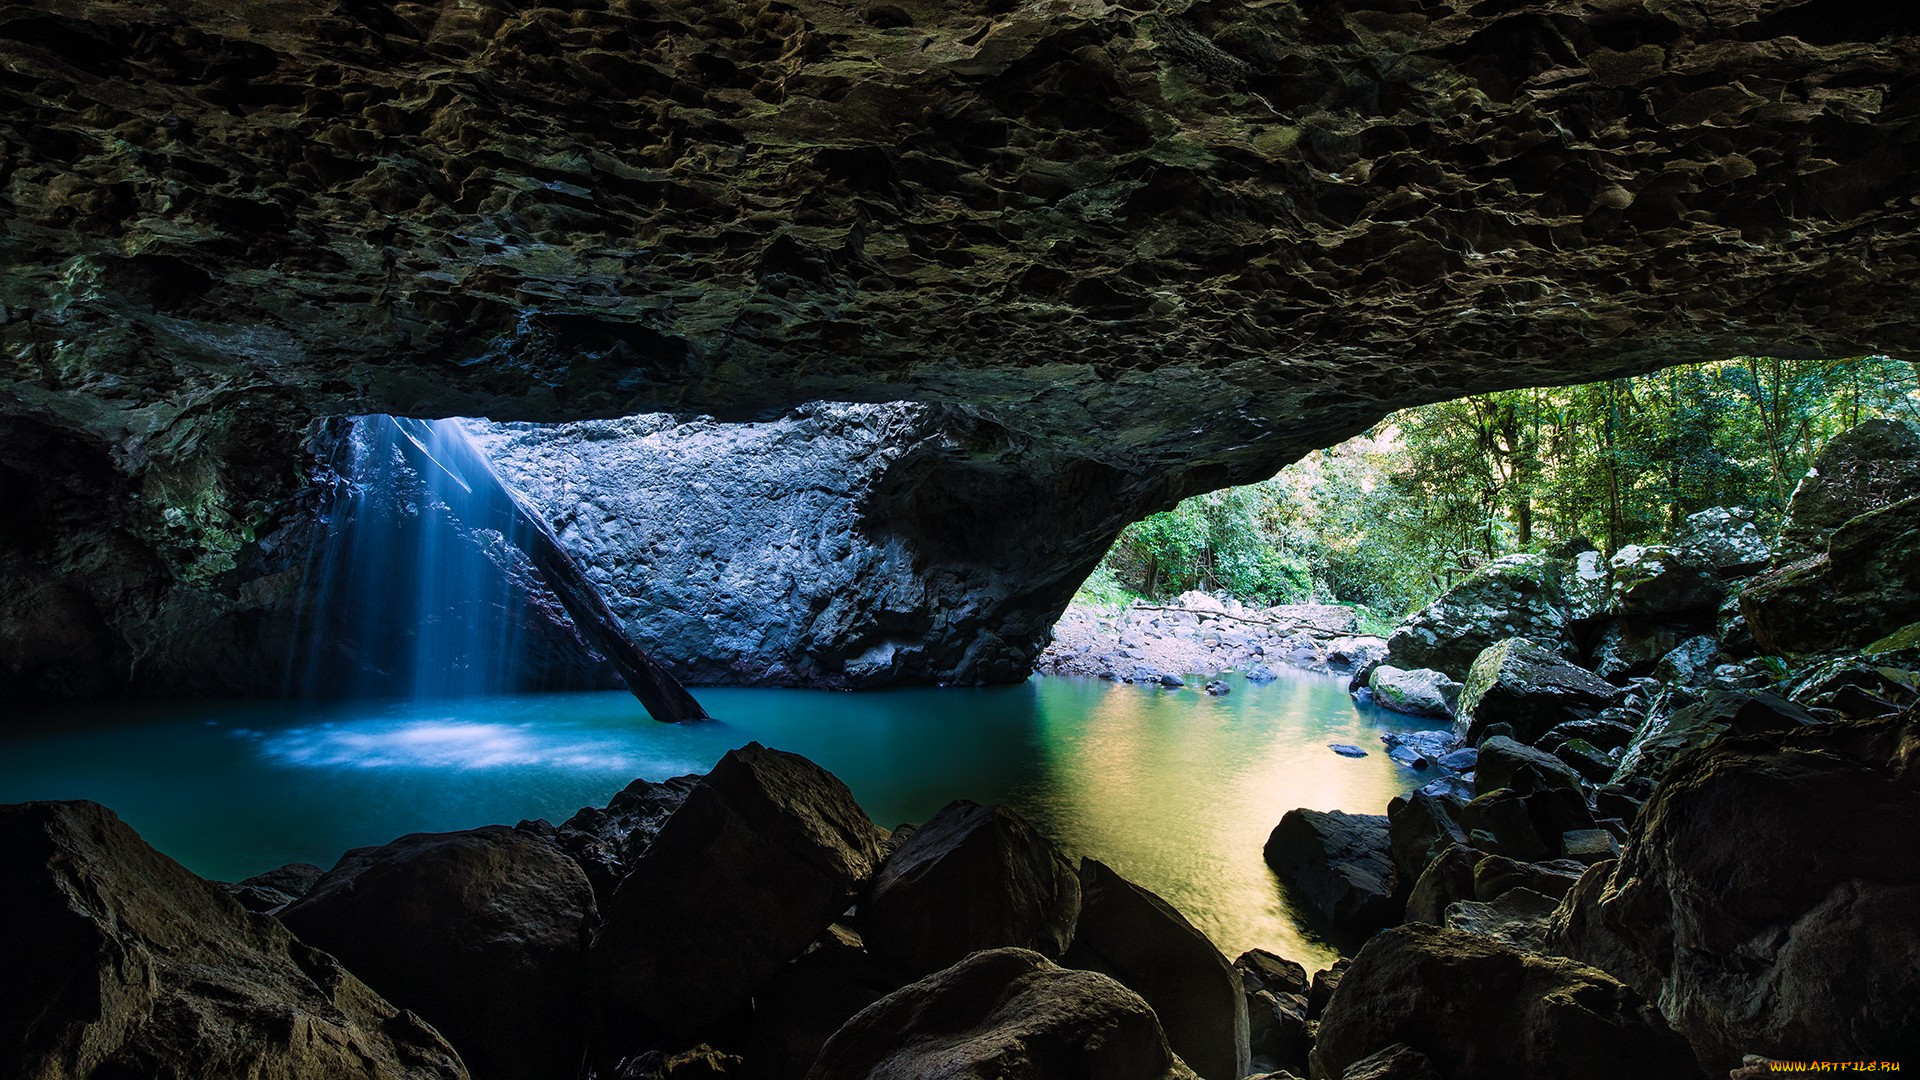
[386,415,709,723]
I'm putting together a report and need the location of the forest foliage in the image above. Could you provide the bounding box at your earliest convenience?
[1089,355,1920,619]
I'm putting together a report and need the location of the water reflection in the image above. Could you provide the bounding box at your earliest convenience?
[2,675,1444,971]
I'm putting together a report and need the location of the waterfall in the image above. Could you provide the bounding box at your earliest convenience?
[290,415,584,700]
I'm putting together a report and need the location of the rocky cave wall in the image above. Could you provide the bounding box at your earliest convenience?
[4,0,1920,695]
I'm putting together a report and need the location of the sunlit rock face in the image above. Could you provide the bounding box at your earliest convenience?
[3,0,1919,693]
[474,404,1088,686]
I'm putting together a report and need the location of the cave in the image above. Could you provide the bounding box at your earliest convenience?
[3,0,1918,1077]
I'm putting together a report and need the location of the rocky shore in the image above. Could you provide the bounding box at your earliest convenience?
[1035,592,1387,686]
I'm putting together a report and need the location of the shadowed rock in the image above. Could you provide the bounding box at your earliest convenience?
[808,948,1199,1080]
[0,800,468,1080]
[1455,639,1622,745]
[279,825,596,1080]
[1548,711,1920,1073]
[1310,925,1701,1080]
[862,800,1081,977]
[593,744,884,1035]
[1064,858,1249,1080]
[1264,809,1398,938]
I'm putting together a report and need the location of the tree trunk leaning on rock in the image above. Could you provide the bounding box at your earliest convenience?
[388,416,709,723]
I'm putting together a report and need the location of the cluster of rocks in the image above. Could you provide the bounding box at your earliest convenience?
[4,744,1254,1080]
[1036,591,1387,686]
[1254,420,1920,1076]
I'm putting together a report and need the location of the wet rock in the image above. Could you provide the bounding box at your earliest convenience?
[1385,556,1577,680]
[1652,634,1722,688]
[1609,544,1724,614]
[0,800,467,1080]
[1744,493,1920,655]
[1775,419,1920,561]
[1309,925,1702,1080]
[1264,809,1399,937]
[808,948,1199,1080]
[1552,738,1617,783]
[1064,858,1248,1080]
[1473,736,1584,796]
[280,824,595,1080]
[1367,666,1460,719]
[1537,717,1637,754]
[863,800,1080,976]
[554,773,699,905]
[1547,712,1920,1072]
[1329,743,1369,758]
[594,744,885,1035]
[219,860,325,914]
[1455,638,1623,744]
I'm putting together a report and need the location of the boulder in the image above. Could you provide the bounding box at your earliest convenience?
[1609,544,1723,614]
[1308,925,1702,1080]
[0,800,467,1080]
[1552,738,1616,783]
[1612,687,1817,786]
[279,824,596,1080]
[746,926,904,1080]
[1673,506,1770,575]
[1461,786,1594,863]
[1234,949,1310,999]
[1774,418,1920,561]
[1307,959,1349,1020]
[1386,791,1467,885]
[1536,716,1637,754]
[1454,638,1622,744]
[1651,634,1721,688]
[1064,858,1248,1080]
[1441,887,1561,954]
[807,948,1199,1080]
[1263,809,1399,937]
[1366,666,1460,719]
[1473,736,1584,796]
[1335,1043,1444,1080]
[1385,555,1576,680]
[1547,712,1920,1073]
[863,800,1080,976]
[1404,844,1479,926]
[1744,493,1920,654]
[553,773,698,905]
[593,744,885,1034]
[1245,989,1310,1077]
[1471,855,1586,903]
[1586,617,1687,683]
[219,860,325,914]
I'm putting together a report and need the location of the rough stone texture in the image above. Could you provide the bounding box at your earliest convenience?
[219,860,325,914]
[472,405,1071,686]
[808,948,1199,1080]
[1404,844,1478,926]
[1586,617,1689,683]
[863,800,1082,978]
[1064,858,1248,1080]
[1235,949,1310,1001]
[1547,712,1920,1074]
[7,2,1920,696]
[1774,419,1920,562]
[552,772,699,906]
[278,824,596,1080]
[1607,544,1723,614]
[1384,556,1576,680]
[1262,809,1398,938]
[1473,736,1584,796]
[1611,687,1816,786]
[0,800,468,1080]
[1454,638,1622,744]
[1366,666,1460,719]
[1386,791,1466,885]
[1672,506,1770,575]
[593,743,885,1035]
[1743,493,1920,656]
[1309,925,1701,1080]
[1440,887,1561,954]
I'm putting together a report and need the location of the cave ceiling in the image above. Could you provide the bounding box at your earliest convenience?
[2,0,1919,492]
